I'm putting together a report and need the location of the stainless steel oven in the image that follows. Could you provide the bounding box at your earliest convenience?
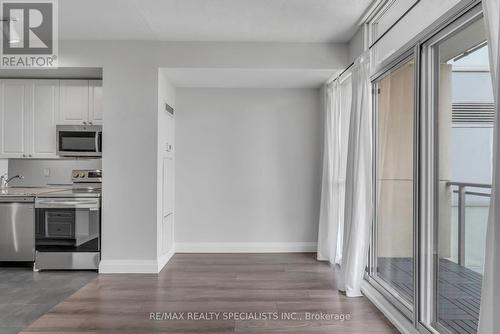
[35,197,100,270]
[56,125,102,157]
[34,170,102,270]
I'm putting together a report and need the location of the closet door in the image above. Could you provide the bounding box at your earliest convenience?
[161,157,174,254]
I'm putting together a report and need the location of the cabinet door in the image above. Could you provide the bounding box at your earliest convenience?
[89,80,103,125]
[30,80,59,158]
[59,80,89,125]
[0,80,31,158]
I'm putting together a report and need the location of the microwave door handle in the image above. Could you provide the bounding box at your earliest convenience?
[95,132,99,153]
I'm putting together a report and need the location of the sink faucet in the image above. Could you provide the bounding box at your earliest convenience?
[0,174,24,189]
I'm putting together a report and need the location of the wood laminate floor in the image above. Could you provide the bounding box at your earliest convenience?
[20,253,398,333]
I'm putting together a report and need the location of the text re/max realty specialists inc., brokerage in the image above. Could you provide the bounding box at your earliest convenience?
[150,311,352,322]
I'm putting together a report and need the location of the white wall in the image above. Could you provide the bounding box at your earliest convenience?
[174,88,322,252]
[56,41,346,272]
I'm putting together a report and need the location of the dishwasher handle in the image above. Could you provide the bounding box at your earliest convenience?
[0,197,35,203]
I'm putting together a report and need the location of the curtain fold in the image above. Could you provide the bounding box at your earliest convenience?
[335,76,353,265]
[317,81,341,263]
[479,1,500,333]
[317,74,352,264]
[339,51,373,297]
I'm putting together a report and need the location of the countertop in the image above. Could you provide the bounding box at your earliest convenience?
[0,187,70,197]
[0,186,101,199]
[37,188,101,198]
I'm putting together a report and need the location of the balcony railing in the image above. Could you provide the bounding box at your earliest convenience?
[447,181,491,267]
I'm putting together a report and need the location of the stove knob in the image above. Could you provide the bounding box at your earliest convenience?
[80,173,86,178]
[73,172,79,178]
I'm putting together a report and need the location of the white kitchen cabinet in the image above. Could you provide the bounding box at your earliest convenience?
[30,80,59,158]
[0,80,31,158]
[59,79,103,125]
[0,79,102,159]
[59,80,89,125]
[89,80,103,125]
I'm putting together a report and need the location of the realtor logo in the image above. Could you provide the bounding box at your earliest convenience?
[1,0,58,68]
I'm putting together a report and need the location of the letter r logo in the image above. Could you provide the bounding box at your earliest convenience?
[2,2,53,54]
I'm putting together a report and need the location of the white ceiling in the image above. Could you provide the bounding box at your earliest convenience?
[162,68,338,88]
[59,0,372,43]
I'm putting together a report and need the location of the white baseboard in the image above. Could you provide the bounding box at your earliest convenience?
[175,242,317,253]
[99,259,159,274]
[99,246,176,274]
[361,280,418,334]
[98,243,316,273]
[157,246,175,272]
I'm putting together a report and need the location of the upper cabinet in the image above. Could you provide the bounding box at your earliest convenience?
[89,80,103,125]
[59,80,89,125]
[59,79,102,125]
[0,80,31,158]
[31,80,59,158]
[0,78,103,159]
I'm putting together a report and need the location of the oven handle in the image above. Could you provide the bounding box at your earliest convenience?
[35,198,100,209]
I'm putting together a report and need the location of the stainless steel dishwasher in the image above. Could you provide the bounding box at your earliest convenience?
[0,196,35,261]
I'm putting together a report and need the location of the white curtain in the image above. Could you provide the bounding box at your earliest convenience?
[339,51,373,297]
[335,76,353,265]
[317,81,341,263]
[479,1,500,333]
[317,75,352,264]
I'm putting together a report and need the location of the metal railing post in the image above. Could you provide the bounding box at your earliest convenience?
[457,185,466,266]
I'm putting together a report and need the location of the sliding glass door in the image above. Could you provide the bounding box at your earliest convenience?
[421,9,492,334]
[366,5,492,334]
[369,55,417,316]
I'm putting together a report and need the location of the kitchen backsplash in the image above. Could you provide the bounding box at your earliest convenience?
[7,159,102,187]
[0,159,7,176]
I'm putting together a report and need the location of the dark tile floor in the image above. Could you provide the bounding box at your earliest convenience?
[0,265,96,334]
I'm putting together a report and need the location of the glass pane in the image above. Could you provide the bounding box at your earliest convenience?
[375,60,415,305]
[60,132,97,152]
[435,17,492,334]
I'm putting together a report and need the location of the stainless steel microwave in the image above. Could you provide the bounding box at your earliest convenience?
[56,125,102,157]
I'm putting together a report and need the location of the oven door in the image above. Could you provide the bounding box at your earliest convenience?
[35,198,100,252]
[57,125,102,157]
